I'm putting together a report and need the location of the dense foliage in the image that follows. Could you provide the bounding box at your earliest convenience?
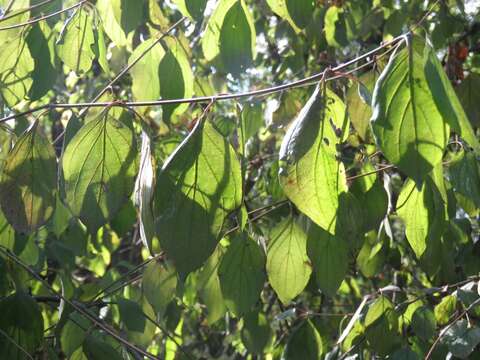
[0,0,479,359]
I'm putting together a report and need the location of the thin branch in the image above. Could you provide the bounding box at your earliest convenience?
[425,296,480,360]
[346,164,396,181]
[223,200,290,238]
[1,0,16,18]
[0,246,160,360]
[0,33,407,123]
[0,0,53,23]
[90,252,164,304]
[0,0,85,31]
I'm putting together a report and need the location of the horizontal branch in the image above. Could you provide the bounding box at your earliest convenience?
[0,0,85,31]
[0,0,54,23]
[0,32,407,124]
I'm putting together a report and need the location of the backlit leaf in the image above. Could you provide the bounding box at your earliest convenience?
[279,85,348,233]
[0,122,56,233]
[0,291,44,359]
[154,119,242,275]
[218,235,265,315]
[371,36,450,184]
[283,320,323,360]
[128,38,165,100]
[285,0,314,29]
[57,6,95,74]
[266,217,311,304]
[307,223,348,296]
[172,0,207,20]
[397,176,446,258]
[142,261,177,317]
[202,0,256,76]
[0,31,34,106]
[62,108,137,232]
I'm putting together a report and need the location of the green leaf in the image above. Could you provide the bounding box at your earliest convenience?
[57,6,96,74]
[364,296,400,356]
[443,319,480,359]
[239,102,263,155]
[391,347,421,360]
[96,0,143,46]
[324,6,349,48]
[142,261,177,317]
[357,231,386,278]
[0,291,44,359]
[0,31,34,106]
[62,108,137,233]
[26,22,57,101]
[60,313,89,357]
[241,311,271,354]
[93,22,110,74]
[128,38,165,100]
[307,223,348,296]
[265,0,301,33]
[456,73,480,127]
[218,235,265,315]
[279,85,348,233]
[202,0,256,75]
[411,306,436,341]
[283,320,323,360]
[218,1,255,76]
[0,208,15,250]
[422,42,480,154]
[434,295,456,325]
[158,39,194,122]
[154,120,242,275]
[82,335,122,360]
[172,0,207,20]
[448,150,480,208]
[0,122,56,233]
[346,72,376,140]
[266,217,311,304]
[285,0,314,29]
[197,245,226,324]
[371,36,450,184]
[117,298,146,332]
[397,176,446,258]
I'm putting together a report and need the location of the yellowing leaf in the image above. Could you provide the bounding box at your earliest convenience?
[0,122,56,233]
